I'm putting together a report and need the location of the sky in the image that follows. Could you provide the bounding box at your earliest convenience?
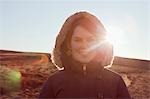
[0,0,150,60]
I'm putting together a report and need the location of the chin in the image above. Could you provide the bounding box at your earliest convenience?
[73,54,95,64]
[76,58,92,64]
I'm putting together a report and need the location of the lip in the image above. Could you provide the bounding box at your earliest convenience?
[79,50,89,55]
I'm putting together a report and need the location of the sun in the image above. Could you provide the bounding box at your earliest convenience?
[105,26,125,55]
[106,26,124,44]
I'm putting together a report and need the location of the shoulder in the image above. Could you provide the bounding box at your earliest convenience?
[47,70,66,80]
[102,68,122,81]
[46,70,67,85]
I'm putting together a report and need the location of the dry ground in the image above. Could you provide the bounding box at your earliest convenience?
[111,65,150,99]
[1,63,150,99]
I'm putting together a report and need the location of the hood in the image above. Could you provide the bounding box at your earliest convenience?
[52,11,114,71]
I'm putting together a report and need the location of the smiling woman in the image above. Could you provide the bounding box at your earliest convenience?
[39,11,131,98]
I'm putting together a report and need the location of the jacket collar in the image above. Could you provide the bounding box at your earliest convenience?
[62,56,103,76]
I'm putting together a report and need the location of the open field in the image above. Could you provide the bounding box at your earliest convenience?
[0,50,150,99]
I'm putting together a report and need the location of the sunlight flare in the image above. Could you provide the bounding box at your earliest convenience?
[105,26,125,56]
[106,26,124,46]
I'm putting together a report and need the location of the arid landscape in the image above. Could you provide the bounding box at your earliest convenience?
[0,50,150,99]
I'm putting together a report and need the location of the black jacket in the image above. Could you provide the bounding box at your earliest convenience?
[39,59,131,99]
[39,12,131,98]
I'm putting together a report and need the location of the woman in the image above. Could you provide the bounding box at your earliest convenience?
[39,11,131,98]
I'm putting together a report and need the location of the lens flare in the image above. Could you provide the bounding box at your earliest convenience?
[8,70,22,83]
[0,67,22,94]
[106,26,125,56]
[106,27,124,46]
[86,40,108,53]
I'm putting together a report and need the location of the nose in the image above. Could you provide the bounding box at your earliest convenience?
[81,40,90,49]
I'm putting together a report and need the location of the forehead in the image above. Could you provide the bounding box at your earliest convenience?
[72,26,96,38]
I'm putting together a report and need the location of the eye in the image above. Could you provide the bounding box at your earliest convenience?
[87,37,97,43]
[73,37,82,42]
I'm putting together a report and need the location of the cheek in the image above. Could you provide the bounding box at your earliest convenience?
[70,41,80,51]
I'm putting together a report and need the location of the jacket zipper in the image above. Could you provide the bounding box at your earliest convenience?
[83,64,87,75]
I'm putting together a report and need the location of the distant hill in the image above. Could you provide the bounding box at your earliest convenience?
[113,56,150,69]
[0,50,51,66]
[0,50,24,53]
[0,50,149,69]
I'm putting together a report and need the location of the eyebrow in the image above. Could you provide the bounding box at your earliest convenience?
[73,33,96,37]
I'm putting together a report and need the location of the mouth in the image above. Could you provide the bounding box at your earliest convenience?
[79,49,90,55]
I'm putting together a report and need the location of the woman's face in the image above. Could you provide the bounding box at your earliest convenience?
[70,26,98,63]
